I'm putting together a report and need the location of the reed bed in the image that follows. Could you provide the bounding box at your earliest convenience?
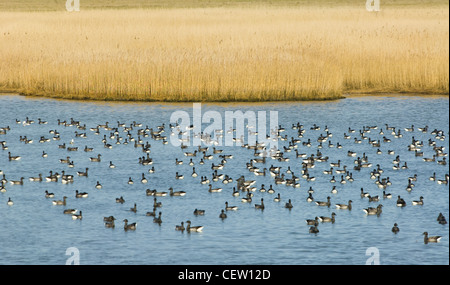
[0,6,448,102]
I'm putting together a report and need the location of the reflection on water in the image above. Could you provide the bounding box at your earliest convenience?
[0,94,448,265]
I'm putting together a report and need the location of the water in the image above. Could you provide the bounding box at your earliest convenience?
[0,94,448,265]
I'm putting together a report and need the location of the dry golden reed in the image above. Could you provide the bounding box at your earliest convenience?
[0,6,448,102]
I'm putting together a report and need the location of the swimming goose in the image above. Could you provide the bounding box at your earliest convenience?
[273,193,281,202]
[71,211,83,220]
[318,212,336,223]
[255,198,265,210]
[84,145,94,152]
[116,196,125,204]
[241,193,253,203]
[396,196,406,207]
[309,225,319,234]
[391,223,400,234]
[44,190,54,198]
[175,222,185,231]
[29,174,42,182]
[307,193,314,202]
[123,219,137,231]
[95,181,102,189]
[63,209,77,214]
[412,196,424,205]
[89,154,101,162]
[153,198,162,208]
[9,177,24,185]
[186,220,203,232]
[335,200,352,210]
[360,188,370,198]
[75,190,88,198]
[109,161,116,168]
[169,187,185,196]
[383,191,392,199]
[225,201,238,211]
[193,209,205,216]
[368,195,379,202]
[363,204,383,216]
[8,152,21,161]
[285,199,293,209]
[141,173,148,184]
[153,212,162,224]
[219,209,227,219]
[77,168,89,177]
[315,196,331,207]
[7,197,13,206]
[306,217,319,226]
[423,232,442,244]
[175,172,184,180]
[208,184,222,193]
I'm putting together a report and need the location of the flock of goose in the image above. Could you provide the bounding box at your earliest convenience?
[0,116,448,246]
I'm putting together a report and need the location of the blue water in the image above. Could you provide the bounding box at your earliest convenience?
[0,94,448,265]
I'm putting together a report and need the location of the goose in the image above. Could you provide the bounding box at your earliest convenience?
[45,190,54,198]
[423,232,442,244]
[169,187,186,196]
[383,191,392,199]
[141,173,148,184]
[319,212,336,223]
[175,172,184,180]
[7,197,13,206]
[306,217,319,226]
[29,174,42,182]
[109,161,116,169]
[255,198,265,210]
[335,200,352,210]
[186,220,203,232]
[148,166,155,174]
[285,199,293,209]
[219,209,227,219]
[232,187,240,197]
[104,220,115,228]
[437,213,447,225]
[412,196,424,205]
[307,193,314,202]
[273,193,281,202]
[208,184,222,193]
[309,225,319,234]
[89,154,101,162]
[129,203,137,213]
[225,201,238,211]
[360,188,370,198]
[95,181,102,189]
[175,222,185,231]
[75,190,88,198]
[423,155,435,162]
[127,177,134,185]
[84,145,94,152]
[116,196,125,204]
[104,216,116,223]
[368,195,379,202]
[396,196,406,207]
[191,167,198,178]
[63,209,77,214]
[71,211,83,220]
[193,209,205,216]
[315,196,331,207]
[123,219,137,231]
[267,185,275,194]
[391,223,400,234]
[9,177,24,185]
[241,193,253,203]
[153,198,162,208]
[42,151,48,158]
[77,168,89,177]
[8,152,21,161]
[153,212,162,224]
[363,204,383,216]
[146,207,157,217]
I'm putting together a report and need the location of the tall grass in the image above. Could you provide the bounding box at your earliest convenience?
[0,6,448,102]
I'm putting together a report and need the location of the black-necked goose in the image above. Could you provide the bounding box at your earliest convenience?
[7,197,13,206]
[208,184,222,193]
[360,188,369,198]
[9,177,24,185]
[175,172,184,180]
[315,196,331,207]
[285,199,293,209]
[186,220,203,232]
[307,193,314,202]
[412,196,424,205]
[383,191,392,199]
[153,212,162,224]
[63,209,77,214]
[89,154,101,162]
[127,177,134,185]
[72,211,83,220]
[241,193,252,203]
[169,187,185,196]
[123,219,137,231]
[363,204,383,216]
[423,232,442,244]
[336,200,352,210]
[95,181,102,189]
[29,174,42,182]
[306,217,319,226]
[45,190,54,198]
[273,193,281,202]
[8,152,21,161]
[109,161,116,169]
[77,168,89,177]
[175,222,185,231]
[116,196,125,204]
[225,201,238,211]
[193,208,205,216]
[219,209,227,219]
[255,198,265,210]
[319,212,336,223]
[309,225,319,234]
[368,195,379,202]
[75,190,88,198]
[396,196,406,207]
[392,223,400,234]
